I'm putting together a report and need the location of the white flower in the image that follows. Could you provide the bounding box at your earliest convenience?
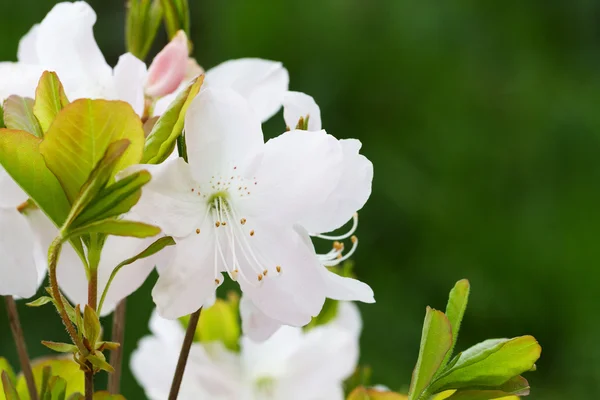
[131,302,362,400]
[0,167,44,298]
[130,87,374,328]
[153,58,289,123]
[0,1,147,115]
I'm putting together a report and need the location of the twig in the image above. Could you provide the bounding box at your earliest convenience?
[107,300,126,394]
[85,370,94,398]
[168,308,201,400]
[5,295,38,400]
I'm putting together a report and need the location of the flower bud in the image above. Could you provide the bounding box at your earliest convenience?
[145,30,189,98]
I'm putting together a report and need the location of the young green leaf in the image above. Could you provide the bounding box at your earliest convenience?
[439,375,529,399]
[1,371,20,400]
[3,96,43,138]
[430,336,541,393]
[44,376,67,400]
[39,99,144,203]
[160,0,190,38]
[71,170,151,228]
[83,305,101,349]
[85,354,113,373]
[0,130,70,227]
[126,0,163,60]
[26,296,54,308]
[68,219,161,239]
[440,279,470,370]
[64,139,131,228]
[142,75,204,164]
[407,307,453,400]
[34,71,69,133]
[39,366,52,399]
[347,387,408,400]
[66,394,84,400]
[41,342,79,354]
[92,392,126,400]
[95,341,120,352]
[97,236,176,314]
[0,103,5,128]
[16,359,84,400]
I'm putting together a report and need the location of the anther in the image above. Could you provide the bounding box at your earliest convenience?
[215,221,221,228]
[222,221,227,226]
[196,229,200,234]
[240,218,247,225]
[333,241,344,251]
[263,269,268,276]
[191,188,194,192]
[215,279,220,285]
[250,230,255,236]
[258,274,263,282]
[351,235,358,243]
[276,266,281,273]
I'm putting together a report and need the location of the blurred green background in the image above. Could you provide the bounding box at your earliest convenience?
[1,0,599,398]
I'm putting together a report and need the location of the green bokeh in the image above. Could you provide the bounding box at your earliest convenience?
[1,0,599,398]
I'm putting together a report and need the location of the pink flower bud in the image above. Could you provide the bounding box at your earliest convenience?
[145,30,189,98]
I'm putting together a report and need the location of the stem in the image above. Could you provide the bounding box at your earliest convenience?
[47,237,86,354]
[5,296,38,400]
[85,371,94,399]
[168,308,201,400]
[107,300,126,394]
[85,261,99,400]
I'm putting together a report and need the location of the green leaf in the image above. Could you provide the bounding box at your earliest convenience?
[71,170,150,228]
[95,342,120,352]
[17,359,84,400]
[142,75,204,164]
[0,129,70,227]
[66,394,84,400]
[0,359,16,389]
[196,299,241,352]
[307,298,339,330]
[347,387,408,400]
[39,99,144,203]
[3,96,43,138]
[93,392,126,400]
[430,336,541,393]
[440,279,470,370]
[126,0,164,60]
[43,376,67,400]
[440,376,529,399]
[97,236,176,314]
[65,139,131,228]
[160,0,189,38]
[26,296,54,308]
[85,354,113,374]
[0,103,5,128]
[407,307,453,400]
[1,371,19,400]
[83,305,101,349]
[41,342,79,354]
[33,71,69,133]
[39,366,52,399]
[68,219,161,240]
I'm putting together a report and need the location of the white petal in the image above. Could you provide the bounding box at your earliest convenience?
[35,1,113,98]
[330,302,363,338]
[279,326,359,399]
[283,91,322,131]
[129,159,206,238]
[205,58,289,122]
[300,138,374,233]
[239,294,282,342]
[184,87,264,182]
[241,326,304,378]
[187,342,241,397]
[0,166,28,207]
[148,308,185,345]
[0,208,38,298]
[153,233,220,319]
[239,129,343,225]
[113,53,147,116]
[320,267,375,304]
[0,62,44,102]
[131,335,178,400]
[96,232,170,316]
[17,24,40,64]
[237,224,326,327]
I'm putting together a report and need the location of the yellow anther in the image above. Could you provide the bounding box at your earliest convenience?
[276,266,281,273]
[195,229,200,234]
[215,221,221,228]
[240,218,247,225]
[250,230,255,236]
[258,274,263,282]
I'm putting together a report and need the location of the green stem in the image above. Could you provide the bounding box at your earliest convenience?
[5,296,38,400]
[48,237,86,355]
[86,254,99,400]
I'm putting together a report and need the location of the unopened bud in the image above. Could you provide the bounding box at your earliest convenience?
[145,30,189,98]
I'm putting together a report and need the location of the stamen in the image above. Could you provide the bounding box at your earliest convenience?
[312,213,359,241]
[322,235,359,267]
[250,230,255,236]
[240,218,247,225]
[215,221,221,228]
[196,228,200,234]
[276,266,281,273]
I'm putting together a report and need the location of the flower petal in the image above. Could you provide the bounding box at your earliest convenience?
[205,58,289,122]
[330,302,363,338]
[0,208,38,298]
[145,31,189,98]
[153,232,220,319]
[239,294,283,342]
[0,62,44,102]
[184,87,264,182]
[0,166,28,207]
[300,138,373,234]
[239,129,343,225]
[35,1,112,98]
[129,158,206,238]
[113,53,147,116]
[17,24,40,64]
[237,223,326,327]
[283,91,322,131]
[320,267,375,304]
